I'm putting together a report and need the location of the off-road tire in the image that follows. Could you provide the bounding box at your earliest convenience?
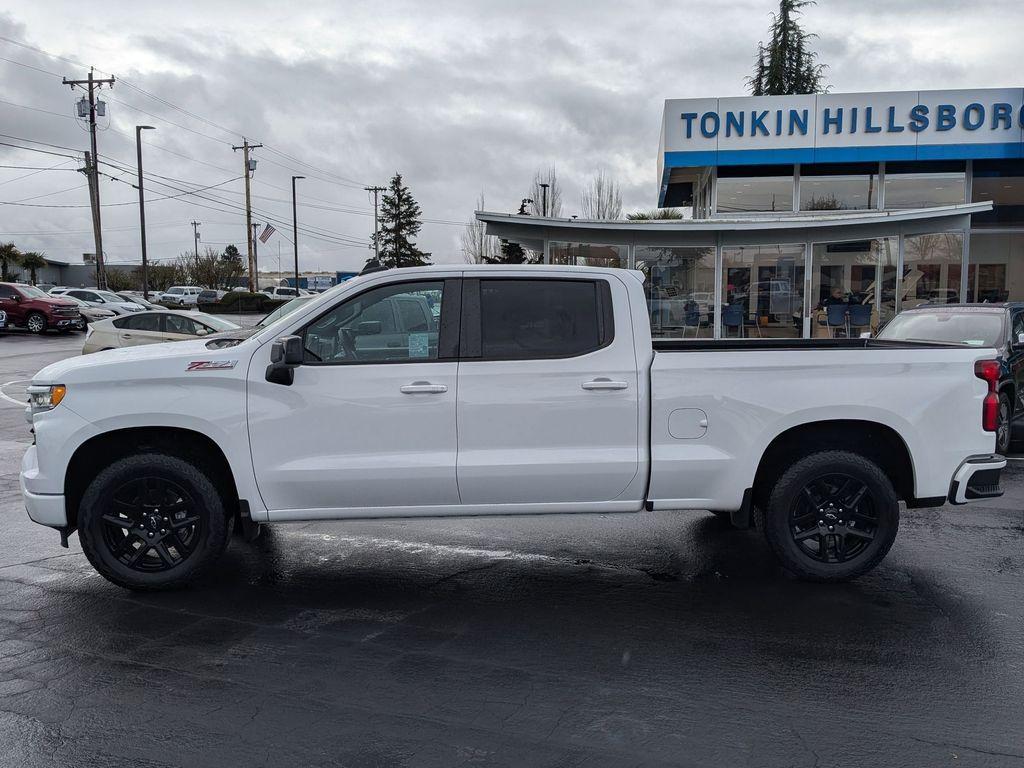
[762,450,899,582]
[78,453,230,591]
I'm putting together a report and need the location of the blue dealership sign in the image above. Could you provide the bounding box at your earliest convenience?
[660,89,1024,173]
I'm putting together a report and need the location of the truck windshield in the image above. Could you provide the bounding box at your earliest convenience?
[19,285,47,299]
[878,311,1004,347]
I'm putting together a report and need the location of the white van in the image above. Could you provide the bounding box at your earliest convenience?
[157,286,203,306]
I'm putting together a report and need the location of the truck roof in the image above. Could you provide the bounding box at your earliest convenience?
[361,264,646,281]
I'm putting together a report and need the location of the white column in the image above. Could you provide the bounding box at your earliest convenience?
[713,238,723,339]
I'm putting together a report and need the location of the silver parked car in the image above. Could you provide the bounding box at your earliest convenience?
[82,310,241,354]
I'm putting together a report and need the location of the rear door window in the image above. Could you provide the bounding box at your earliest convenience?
[114,314,162,331]
[165,314,199,335]
[474,279,613,360]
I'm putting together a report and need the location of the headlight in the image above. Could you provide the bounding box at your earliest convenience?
[27,384,66,416]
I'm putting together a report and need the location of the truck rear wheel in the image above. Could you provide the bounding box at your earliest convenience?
[762,450,899,582]
[77,453,230,590]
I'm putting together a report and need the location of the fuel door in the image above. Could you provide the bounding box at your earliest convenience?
[668,408,708,440]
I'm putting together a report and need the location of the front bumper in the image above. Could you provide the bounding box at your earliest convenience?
[21,446,67,526]
[948,454,1006,504]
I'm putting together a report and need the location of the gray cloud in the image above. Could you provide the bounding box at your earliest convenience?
[0,1,1022,270]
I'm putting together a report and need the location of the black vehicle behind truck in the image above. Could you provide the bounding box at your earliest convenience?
[878,302,1024,454]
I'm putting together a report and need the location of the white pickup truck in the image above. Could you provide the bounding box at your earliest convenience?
[21,265,1005,590]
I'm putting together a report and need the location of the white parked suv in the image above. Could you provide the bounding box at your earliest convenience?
[158,286,203,306]
[49,288,145,316]
[21,265,1005,590]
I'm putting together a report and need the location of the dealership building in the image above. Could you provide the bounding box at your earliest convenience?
[478,89,1023,339]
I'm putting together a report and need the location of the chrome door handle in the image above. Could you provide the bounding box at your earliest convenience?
[400,382,448,394]
[581,378,628,391]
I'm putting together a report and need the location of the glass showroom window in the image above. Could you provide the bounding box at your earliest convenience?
[720,244,805,338]
[799,163,879,211]
[549,242,628,269]
[968,232,1024,302]
[716,165,794,214]
[809,238,898,337]
[972,159,1024,227]
[884,161,965,209]
[634,246,716,338]
[902,232,964,307]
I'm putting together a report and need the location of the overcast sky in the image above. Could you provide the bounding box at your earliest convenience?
[1,0,1022,273]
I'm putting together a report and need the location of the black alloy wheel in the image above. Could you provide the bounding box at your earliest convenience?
[78,453,230,590]
[996,394,1012,455]
[100,476,203,572]
[762,450,899,582]
[788,473,876,565]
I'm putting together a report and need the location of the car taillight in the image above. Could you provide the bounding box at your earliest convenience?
[975,359,1000,432]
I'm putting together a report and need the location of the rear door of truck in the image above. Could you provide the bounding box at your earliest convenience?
[455,273,642,506]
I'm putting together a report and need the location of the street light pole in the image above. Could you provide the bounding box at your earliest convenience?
[292,175,305,294]
[135,125,155,298]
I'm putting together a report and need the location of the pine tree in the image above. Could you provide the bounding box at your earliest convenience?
[747,0,826,96]
[496,240,527,264]
[373,173,431,269]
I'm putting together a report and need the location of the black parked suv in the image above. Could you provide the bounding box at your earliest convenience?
[878,303,1024,454]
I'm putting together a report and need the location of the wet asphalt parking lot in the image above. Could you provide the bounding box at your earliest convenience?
[1,329,1024,767]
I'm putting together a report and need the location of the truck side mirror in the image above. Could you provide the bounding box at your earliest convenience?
[266,334,304,385]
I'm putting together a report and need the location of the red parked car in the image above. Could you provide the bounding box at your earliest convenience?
[0,282,81,333]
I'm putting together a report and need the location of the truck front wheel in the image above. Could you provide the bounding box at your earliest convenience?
[77,453,230,590]
[762,450,899,582]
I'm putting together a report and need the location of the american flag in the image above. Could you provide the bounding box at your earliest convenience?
[258,223,276,243]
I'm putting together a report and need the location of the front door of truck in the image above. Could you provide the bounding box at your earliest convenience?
[455,275,640,506]
[247,277,462,517]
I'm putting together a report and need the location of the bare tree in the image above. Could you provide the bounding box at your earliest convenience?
[460,194,501,263]
[529,167,563,217]
[580,170,623,220]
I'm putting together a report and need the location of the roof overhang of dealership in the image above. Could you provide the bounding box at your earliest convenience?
[659,88,1024,206]
[476,203,991,253]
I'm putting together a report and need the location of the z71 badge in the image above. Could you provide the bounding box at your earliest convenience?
[186,360,237,371]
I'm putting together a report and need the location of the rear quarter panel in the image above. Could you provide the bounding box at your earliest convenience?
[648,346,996,509]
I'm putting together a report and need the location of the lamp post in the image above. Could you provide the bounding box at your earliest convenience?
[135,125,155,298]
[292,175,304,294]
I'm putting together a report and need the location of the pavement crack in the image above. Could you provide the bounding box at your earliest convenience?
[906,735,1024,760]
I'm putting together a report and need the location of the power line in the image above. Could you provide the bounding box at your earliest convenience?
[0,43,372,190]
[99,156,371,247]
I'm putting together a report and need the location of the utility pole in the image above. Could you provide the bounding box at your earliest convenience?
[539,183,550,217]
[81,151,100,286]
[365,185,385,263]
[135,125,155,298]
[64,68,115,288]
[232,139,262,291]
[191,220,202,262]
[292,176,304,294]
[251,223,261,290]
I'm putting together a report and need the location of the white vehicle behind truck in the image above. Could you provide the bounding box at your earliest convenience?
[21,265,1005,590]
